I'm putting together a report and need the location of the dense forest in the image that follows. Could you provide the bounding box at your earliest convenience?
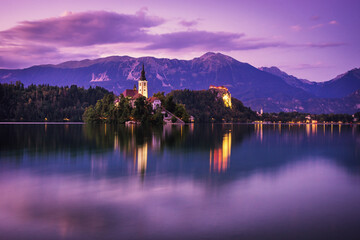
[0,82,109,121]
[169,89,258,122]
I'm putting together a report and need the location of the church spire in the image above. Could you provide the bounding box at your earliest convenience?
[140,64,147,81]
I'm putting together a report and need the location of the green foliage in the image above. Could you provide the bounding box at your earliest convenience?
[150,109,164,125]
[83,93,133,124]
[153,92,166,104]
[0,82,109,121]
[132,96,152,124]
[174,104,190,122]
[169,89,257,123]
[83,95,164,125]
[164,95,176,113]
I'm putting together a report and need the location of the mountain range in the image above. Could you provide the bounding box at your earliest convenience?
[0,52,359,113]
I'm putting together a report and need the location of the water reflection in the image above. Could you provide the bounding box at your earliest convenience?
[136,142,148,175]
[0,123,360,239]
[210,130,231,172]
[255,123,263,142]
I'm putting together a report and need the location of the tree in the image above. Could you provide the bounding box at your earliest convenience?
[153,92,166,104]
[164,95,176,113]
[132,96,151,123]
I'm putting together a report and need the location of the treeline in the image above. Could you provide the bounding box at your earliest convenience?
[0,82,109,121]
[83,94,162,124]
[169,89,258,122]
[83,92,189,124]
[260,112,360,123]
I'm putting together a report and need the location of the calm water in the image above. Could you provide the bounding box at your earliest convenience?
[0,123,359,239]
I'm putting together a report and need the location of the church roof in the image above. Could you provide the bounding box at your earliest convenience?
[132,93,143,99]
[140,64,147,81]
[122,89,138,98]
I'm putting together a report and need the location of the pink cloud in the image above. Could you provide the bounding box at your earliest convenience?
[310,16,320,21]
[0,11,165,47]
[142,31,245,50]
[286,62,329,70]
[0,10,348,69]
[329,20,338,25]
[304,42,346,48]
[179,20,198,27]
[310,23,324,29]
[290,25,302,32]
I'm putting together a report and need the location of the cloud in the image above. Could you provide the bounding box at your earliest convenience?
[0,44,93,68]
[310,23,324,29]
[304,42,346,48]
[0,10,165,47]
[0,10,348,69]
[290,25,302,32]
[329,20,338,25]
[179,20,198,27]
[310,16,320,21]
[286,62,329,70]
[142,31,246,51]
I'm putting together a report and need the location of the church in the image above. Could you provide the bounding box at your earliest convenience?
[119,64,161,110]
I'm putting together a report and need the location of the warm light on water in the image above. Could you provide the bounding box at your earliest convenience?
[0,123,359,239]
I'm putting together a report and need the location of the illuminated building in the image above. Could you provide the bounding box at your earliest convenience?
[209,85,232,108]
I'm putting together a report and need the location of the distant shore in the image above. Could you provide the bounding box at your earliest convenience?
[0,122,84,124]
[0,121,358,125]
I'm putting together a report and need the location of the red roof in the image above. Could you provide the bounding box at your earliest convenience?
[147,97,160,103]
[122,89,138,98]
[132,93,143,99]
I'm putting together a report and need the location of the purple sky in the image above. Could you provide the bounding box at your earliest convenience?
[0,0,359,82]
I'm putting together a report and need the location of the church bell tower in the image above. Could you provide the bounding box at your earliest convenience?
[138,64,148,98]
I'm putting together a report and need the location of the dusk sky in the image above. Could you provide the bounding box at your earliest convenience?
[0,0,359,82]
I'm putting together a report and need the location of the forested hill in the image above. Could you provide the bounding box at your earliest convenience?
[170,89,258,122]
[0,82,109,121]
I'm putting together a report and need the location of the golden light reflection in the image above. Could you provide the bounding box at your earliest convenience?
[278,124,281,134]
[306,124,310,136]
[255,123,263,142]
[136,143,148,175]
[114,133,119,151]
[312,124,317,136]
[210,131,232,173]
[339,124,341,134]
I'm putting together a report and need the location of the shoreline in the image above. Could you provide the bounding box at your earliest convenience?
[0,122,357,125]
[0,122,84,124]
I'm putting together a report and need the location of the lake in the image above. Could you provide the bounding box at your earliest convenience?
[0,123,359,239]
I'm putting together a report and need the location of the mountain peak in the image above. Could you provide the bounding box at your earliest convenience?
[198,52,236,63]
[259,66,283,75]
[199,52,217,58]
